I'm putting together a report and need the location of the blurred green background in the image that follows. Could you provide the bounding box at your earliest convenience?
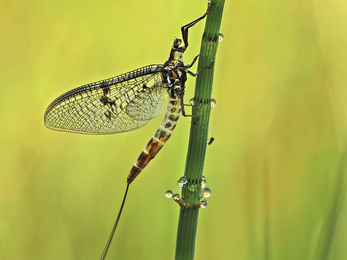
[1,0,347,259]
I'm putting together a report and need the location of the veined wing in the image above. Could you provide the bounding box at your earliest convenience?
[125,81,169,121]
[44,65,168,134]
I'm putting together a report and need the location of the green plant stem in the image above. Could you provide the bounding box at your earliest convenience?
[175,1,225,260]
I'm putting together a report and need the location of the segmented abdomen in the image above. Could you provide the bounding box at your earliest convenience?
[127,96,181,184]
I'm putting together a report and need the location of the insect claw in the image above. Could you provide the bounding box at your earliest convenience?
[193,116,199,125]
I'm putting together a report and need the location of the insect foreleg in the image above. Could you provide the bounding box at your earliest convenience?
[181,3,212,49]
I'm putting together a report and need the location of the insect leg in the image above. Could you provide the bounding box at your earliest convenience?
[185,54,199,69]
[180,91,199,121]
[181,3,212,49]
[187,60,214,77]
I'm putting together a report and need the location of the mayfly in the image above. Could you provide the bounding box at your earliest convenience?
[44,4,211,260]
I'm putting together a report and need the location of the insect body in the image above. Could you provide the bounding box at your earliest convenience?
[208,137,215,145]
[127,38,198,183]
[44,5,211,260]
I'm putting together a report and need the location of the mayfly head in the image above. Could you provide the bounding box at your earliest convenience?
[170,38,185,62]
[173,38,182,49]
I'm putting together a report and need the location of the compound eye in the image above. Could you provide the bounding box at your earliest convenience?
[173,39,181,48]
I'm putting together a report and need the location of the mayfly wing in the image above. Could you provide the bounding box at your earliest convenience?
[125,81,169,121]
[44,64,168,134]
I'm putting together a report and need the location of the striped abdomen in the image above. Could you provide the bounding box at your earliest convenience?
[127,96,181,184]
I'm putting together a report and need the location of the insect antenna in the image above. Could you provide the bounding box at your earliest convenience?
[100,183,130,260]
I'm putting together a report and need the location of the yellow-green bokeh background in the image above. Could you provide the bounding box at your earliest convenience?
[1,0,347,259]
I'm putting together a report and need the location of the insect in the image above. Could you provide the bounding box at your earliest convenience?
[208,137,215,145]
[44,4,211,260]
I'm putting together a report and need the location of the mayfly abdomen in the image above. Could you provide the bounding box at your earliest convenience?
[127,96,181,183]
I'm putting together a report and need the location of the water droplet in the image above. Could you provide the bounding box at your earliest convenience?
[180,176,187,184]
[165,190,173,198]
[218,33,224,42]
[189,97,196,106]
[200,200,208,208]
[203,187,211,198]
[200,175,206,188]
[177,176,187,188]
[210,98,216,108]
[182,176,188,184]
[173,193,180,201]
